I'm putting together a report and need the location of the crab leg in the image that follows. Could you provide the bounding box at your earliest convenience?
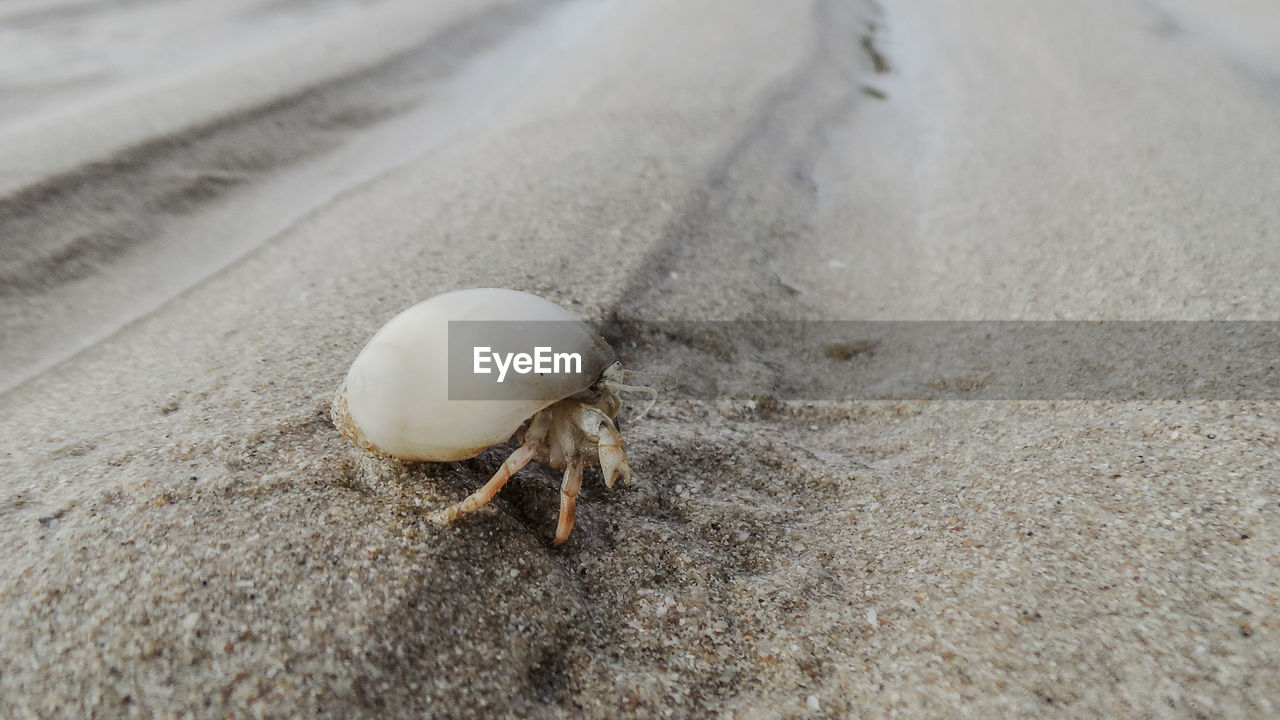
[595,415,632,488]
[553,461,584,546]
[431,444,536,525]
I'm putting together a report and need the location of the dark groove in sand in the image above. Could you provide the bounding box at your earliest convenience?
[600,0,883,406]
[0,0,558,297]
[603,0,879,327]
[0,0,569,394]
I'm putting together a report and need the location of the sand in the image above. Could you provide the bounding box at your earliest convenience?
[2,0,1278,717]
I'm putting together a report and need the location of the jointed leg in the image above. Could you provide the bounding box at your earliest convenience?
[553,461,584,546]
[431,444,535,525]
[594,414,632,488]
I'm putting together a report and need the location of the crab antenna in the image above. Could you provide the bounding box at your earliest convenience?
[603,378,658,420]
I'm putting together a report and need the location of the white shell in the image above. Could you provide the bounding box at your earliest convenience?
[333,288,615,461]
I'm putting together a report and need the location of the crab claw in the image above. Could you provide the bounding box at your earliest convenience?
[598,442,632,488]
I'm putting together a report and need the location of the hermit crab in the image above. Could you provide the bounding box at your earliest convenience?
[331,288,653,545]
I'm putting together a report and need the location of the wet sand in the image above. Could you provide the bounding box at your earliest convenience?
[2,0,1278,717]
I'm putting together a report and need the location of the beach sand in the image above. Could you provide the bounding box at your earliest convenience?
[2,0,1278,716]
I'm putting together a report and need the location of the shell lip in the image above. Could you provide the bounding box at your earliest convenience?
[330,379,379,454]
